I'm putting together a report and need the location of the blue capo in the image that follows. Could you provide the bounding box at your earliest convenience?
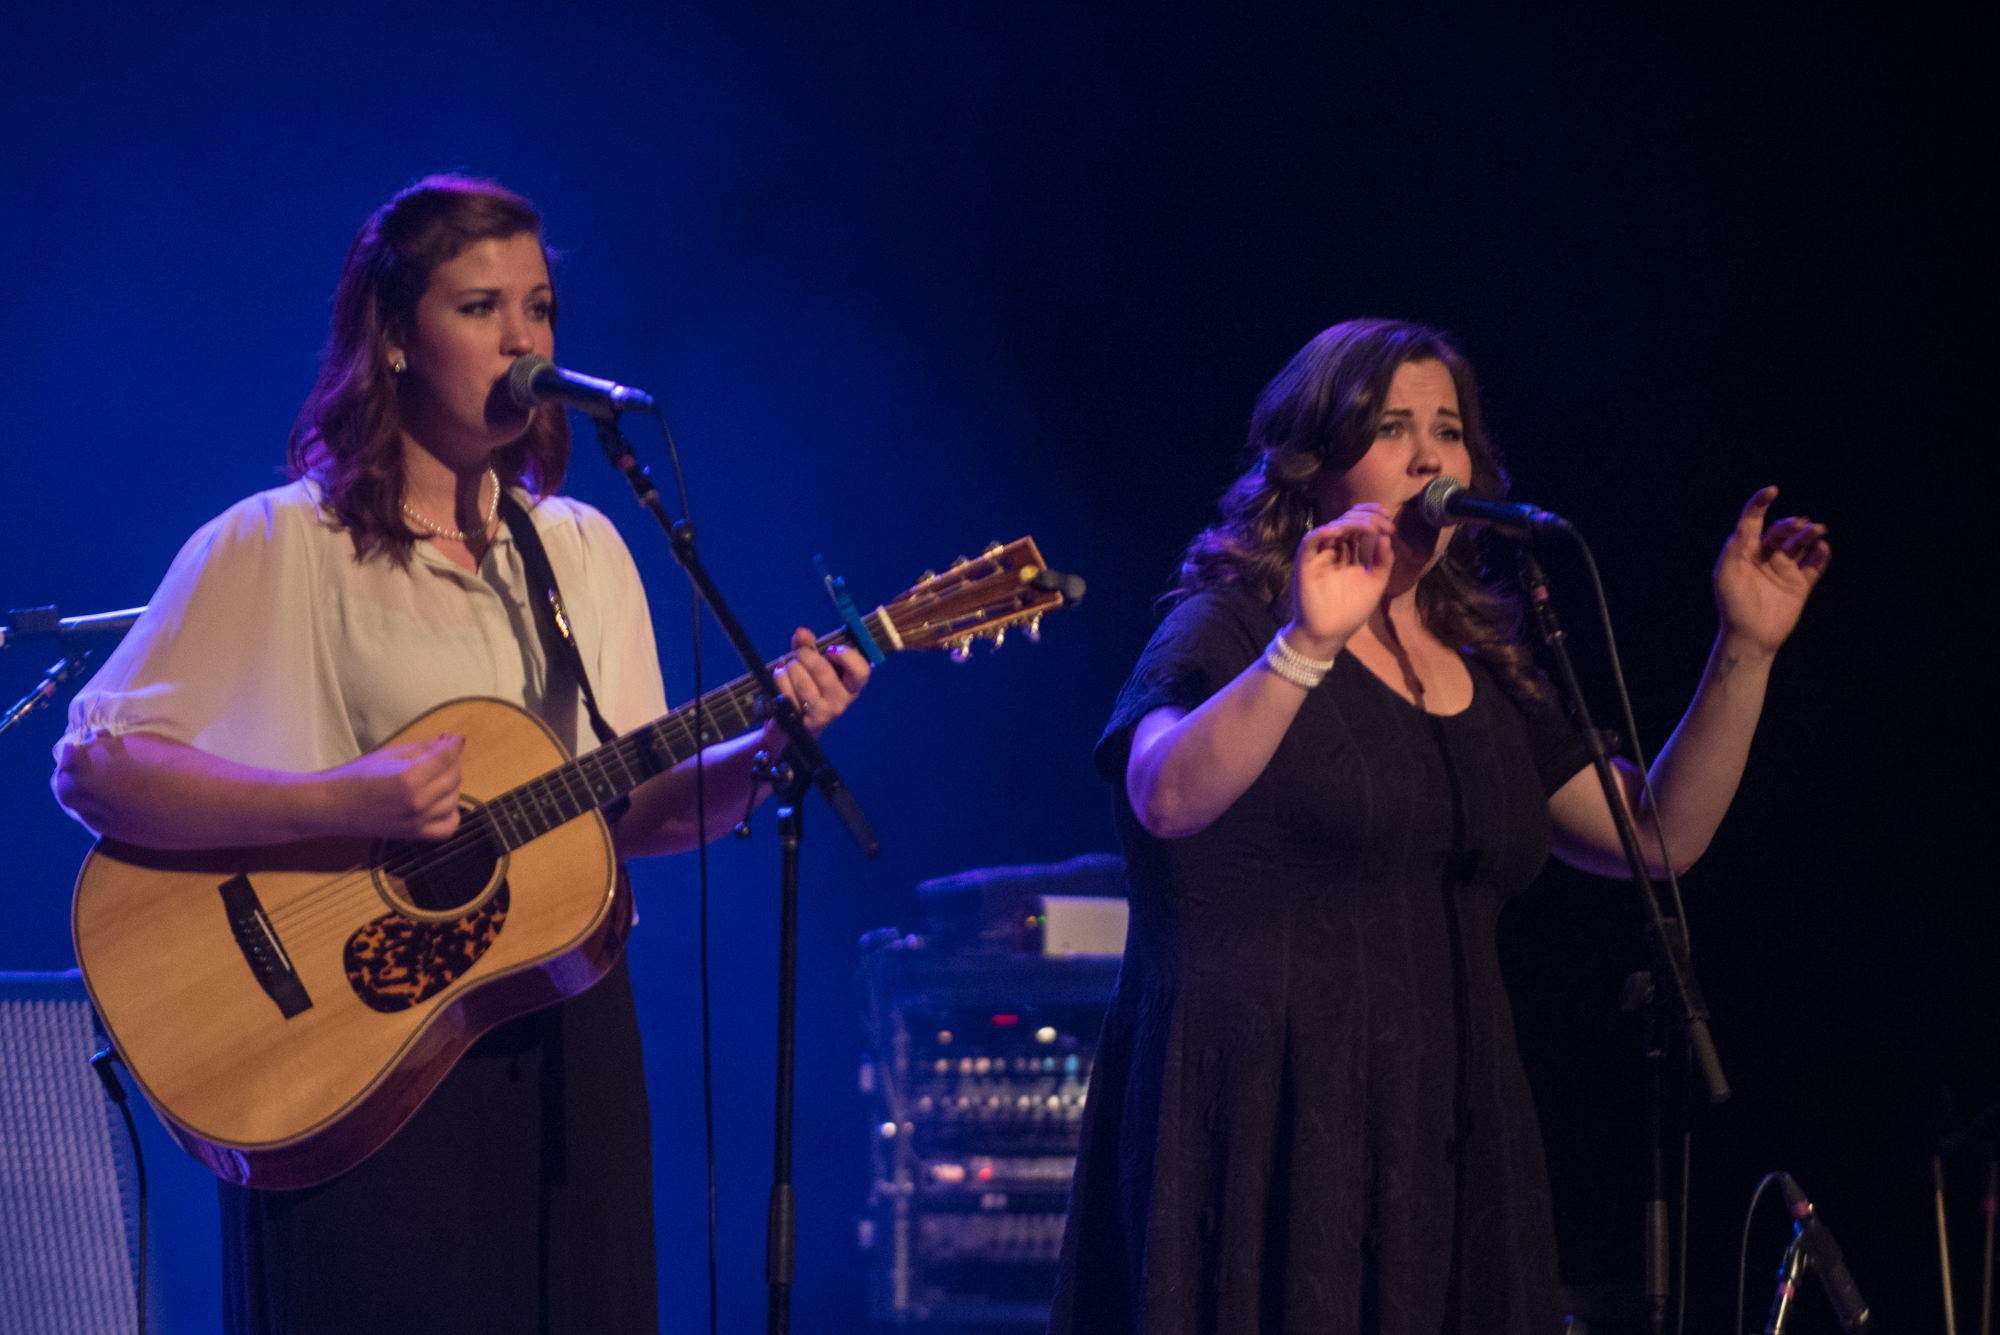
[815,555,887,666]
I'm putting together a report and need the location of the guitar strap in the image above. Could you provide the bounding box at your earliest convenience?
[496,492,630,824]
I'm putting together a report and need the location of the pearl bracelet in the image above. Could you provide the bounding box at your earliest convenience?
[1264,630,1336,690]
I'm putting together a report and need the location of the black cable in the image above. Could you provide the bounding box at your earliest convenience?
[1739,1172,1784,1335]
[648,411,719,1335]
[1564,532,1692,937]
[90,1047,146,1335]
[692,575,720,1335]
[654,412,695,530]
[114,1098,146,1335]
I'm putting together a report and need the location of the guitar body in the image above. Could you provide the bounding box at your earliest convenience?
[72,697,629,1191]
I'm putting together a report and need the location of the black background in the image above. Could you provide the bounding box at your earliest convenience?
[1,4,1988,1330]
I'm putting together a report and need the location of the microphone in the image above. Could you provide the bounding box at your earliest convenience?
[506,355,656,418]
[1418,477,1571,534]
[1779,1174,1873,1333]
[1,605,146,650]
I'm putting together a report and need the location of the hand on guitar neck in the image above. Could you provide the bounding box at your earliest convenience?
[612,625,870,858]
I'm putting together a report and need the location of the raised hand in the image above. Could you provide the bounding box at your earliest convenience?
[330,733,465,840]
[1713,486,1831,655]
[1287,503,1398,658]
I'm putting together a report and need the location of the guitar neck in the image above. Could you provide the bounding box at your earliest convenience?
[473,616,890,851]
[462,535,1066,852]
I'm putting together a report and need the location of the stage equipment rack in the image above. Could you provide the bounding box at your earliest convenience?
[855,855,1124,1329]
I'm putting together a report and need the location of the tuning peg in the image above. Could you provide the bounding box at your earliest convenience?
[982,541,1004,558]
[1027,568,1087,604]
[988,627,1006,652]
[1025,615,1042,643]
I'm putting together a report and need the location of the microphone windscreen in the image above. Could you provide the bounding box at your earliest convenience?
[1419,476,1464,528]
[507,355,554,411]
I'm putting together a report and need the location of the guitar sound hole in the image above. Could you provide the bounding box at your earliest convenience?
[381,831,501,915]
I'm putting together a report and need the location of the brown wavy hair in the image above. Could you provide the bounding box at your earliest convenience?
[1176,318,1551,706]
[287,174,570,561]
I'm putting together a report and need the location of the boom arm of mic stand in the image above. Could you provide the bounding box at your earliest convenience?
[1518,543,1729,1105]
[590,413,881,859]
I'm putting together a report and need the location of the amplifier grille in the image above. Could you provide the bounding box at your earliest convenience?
[0,971,140,1335]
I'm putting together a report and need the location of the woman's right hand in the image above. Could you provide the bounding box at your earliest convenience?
[1287,503,1397,658]
[326,734,464,841]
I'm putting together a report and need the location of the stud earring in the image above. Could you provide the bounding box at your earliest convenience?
[390,355,408,374]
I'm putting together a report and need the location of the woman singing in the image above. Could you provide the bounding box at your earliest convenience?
[1051,319,1828,1334]
[52,176,870,1332]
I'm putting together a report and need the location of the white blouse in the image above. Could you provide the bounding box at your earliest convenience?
[58,479,669,799]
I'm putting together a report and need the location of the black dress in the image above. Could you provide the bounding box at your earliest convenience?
[219,954,657,1334]
[1051,586,1590,1335]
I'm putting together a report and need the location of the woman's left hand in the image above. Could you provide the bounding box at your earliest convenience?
[772,625,872,738]
[1713,485,1831,654]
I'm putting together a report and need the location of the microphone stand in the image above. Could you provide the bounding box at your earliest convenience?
[1937,1093,2000,1335]
[587,411,879,1335]
[1515,543,1730,1335]
[0,605,146,737]
[1620,969,1671,1335]
[760,754,808,1331]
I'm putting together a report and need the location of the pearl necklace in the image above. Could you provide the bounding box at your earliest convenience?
[402,469,499,543]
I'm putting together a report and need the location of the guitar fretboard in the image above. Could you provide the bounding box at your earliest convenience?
[470,621,878,850]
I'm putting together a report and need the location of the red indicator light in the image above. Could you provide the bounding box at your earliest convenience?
[977,1165,995,1181]
[991,1014,1019,1026]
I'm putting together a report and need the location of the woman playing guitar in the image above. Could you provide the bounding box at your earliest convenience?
[52,175,869,1333]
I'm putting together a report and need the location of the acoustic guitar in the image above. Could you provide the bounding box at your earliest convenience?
[73,538,1071,1190]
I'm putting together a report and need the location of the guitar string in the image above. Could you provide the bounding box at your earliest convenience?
[262,698,760,943]
[262,712,710,940]
[259,581,967,937]
[250,590,1026,976]
[260,593,1025,936]
[259,584,1042,941]
[262,657,780,930]
[261,814,505,938]
[265,755,639,939]
[260,662,766,953]
[208,582,1032,967]
[258,630,854,936]
[353,585,1010,909]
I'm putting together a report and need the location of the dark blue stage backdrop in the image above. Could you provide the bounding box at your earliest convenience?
[1,5,1985,1333]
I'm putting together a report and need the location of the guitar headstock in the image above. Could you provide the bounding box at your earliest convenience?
[875,538,1078,660]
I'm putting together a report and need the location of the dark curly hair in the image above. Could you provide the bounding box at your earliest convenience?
[287,174,570,561]
[1176,318,1551,706]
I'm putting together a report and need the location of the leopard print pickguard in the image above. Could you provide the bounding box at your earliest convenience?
[342,884,510,1013]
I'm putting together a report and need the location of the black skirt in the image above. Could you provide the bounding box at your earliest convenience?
[221,954,656,1335]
